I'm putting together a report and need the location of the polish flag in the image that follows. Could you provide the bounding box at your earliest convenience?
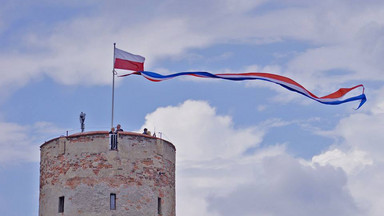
[114,48,145,71]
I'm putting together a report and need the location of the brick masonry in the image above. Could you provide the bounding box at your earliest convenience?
[39,131,176,216]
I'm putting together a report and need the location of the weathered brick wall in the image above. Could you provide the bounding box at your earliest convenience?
[39,131,175,216]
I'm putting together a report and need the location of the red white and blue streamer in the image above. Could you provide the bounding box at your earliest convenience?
[119,71,367,109]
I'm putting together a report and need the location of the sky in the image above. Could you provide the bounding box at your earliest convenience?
[0,0,384,215]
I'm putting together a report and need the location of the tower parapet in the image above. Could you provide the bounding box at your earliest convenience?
[39,131,175,216]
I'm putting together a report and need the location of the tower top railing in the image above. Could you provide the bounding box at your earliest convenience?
[40,130,175,151]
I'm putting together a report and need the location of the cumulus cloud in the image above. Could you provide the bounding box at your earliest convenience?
[314,88,384,161]
[312,149,373,175]
[208,155,360,216]
[310,88,384,216]
[139,100,365,216]
[140,100,264,162]
[139,100,281,215]
[311,115,384,216]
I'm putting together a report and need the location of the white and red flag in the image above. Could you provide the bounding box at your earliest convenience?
[114,48,145,71]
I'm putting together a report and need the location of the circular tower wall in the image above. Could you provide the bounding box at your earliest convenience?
[39,131,175,216]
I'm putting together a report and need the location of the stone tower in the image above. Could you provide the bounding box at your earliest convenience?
[39,131,176,216]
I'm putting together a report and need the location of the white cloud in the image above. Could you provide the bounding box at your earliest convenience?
[0,121,64,165]
[176,145,293,216]
[312,149,373,175]
[140,100,285,216]
[310,88,384,216]
[316,87,384,161]
[140,100,365,216]
[369,87,384,115]
[0,122,38,164]
[1,0,384,94]
[140,100,264,162]
[208,154,360,216]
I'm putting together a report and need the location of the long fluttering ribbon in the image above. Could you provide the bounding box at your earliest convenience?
[119,71,366,109]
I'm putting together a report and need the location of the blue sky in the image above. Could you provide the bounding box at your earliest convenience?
[1,1,384,215]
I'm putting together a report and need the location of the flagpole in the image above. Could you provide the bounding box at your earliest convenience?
[111,43,116,129]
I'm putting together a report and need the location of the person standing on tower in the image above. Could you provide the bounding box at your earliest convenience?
[109,127,118,150]
[116,124,123,133]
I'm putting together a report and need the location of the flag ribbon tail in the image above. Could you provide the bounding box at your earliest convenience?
[118,70,367,109]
